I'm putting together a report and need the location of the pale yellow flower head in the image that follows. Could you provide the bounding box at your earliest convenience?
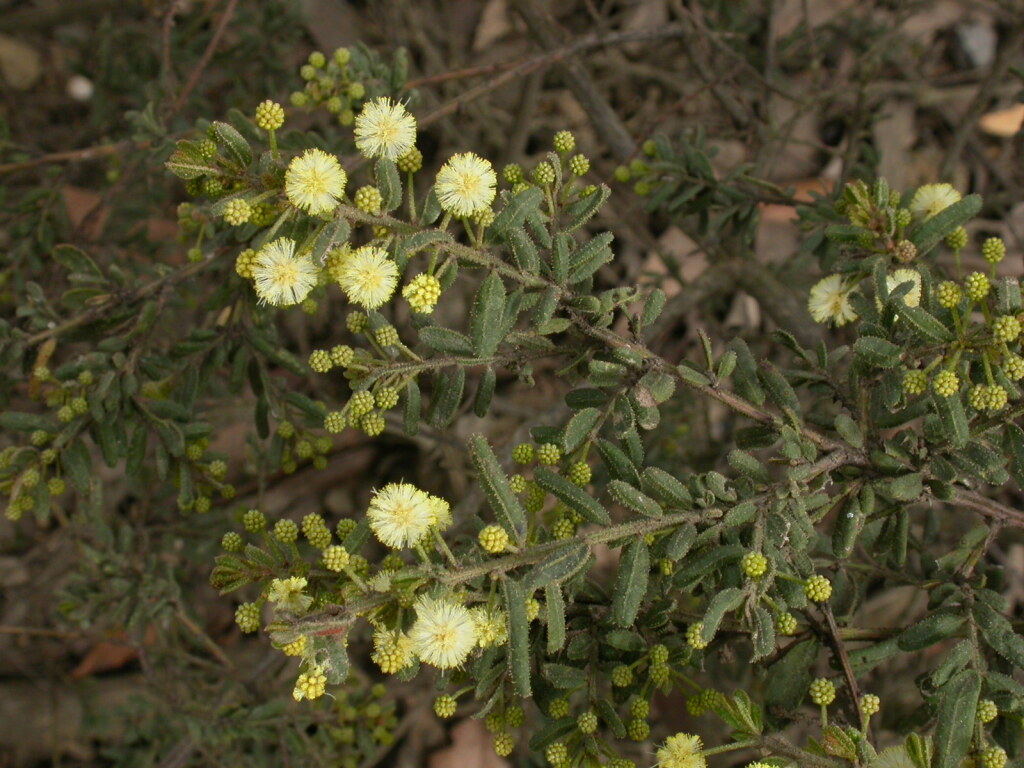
[886,268,922,308]
[354,97,417,161]
[268,576,312,613]
[409,595,476,669]
[427,494,452,530]
[251,237,319,307]
[808,274,859,326]
[285,148,347,215]
[367,482,435,549]
[435,152,497,217]
[469,605,508,648]
[657,733,706,768]
[337,245,399,309]
[909,183,960,220]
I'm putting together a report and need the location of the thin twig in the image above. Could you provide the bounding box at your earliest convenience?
[0,140,144,177]
[171,0,240,115]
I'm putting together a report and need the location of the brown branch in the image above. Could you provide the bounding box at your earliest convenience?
[510,0,636,160]
[171,0,240,115]
[0,140,145,177]
[820,603,862,723]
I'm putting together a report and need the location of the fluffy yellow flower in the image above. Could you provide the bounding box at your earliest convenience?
[409,596,477,669]
[469,606,508,648]
[268,576,312,613]
[909,183,960,220]
[367,482,435,549]
[354,97,417,161]
[808,274,859,326]
[886,268,922,308]
[285,148,347,215]
[427,494,452,530]
[337,245,399,309]
[657,733,706,768]
[435,152,497,217]
[251,237,319,307]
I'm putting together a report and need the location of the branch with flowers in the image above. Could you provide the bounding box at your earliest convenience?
[4,39,1023,768]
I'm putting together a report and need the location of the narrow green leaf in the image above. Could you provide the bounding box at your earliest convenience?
[854,336,903,369]
[551,233,570,284]
[469,272,506,357]
[507,228,540,273]
[635,370,676,406]
[608,480,662,518]
[932,669,980,768]
[490,187,544,238]
[562,407,600,453]
[473,367,497,418]
[931,391,968,448]
[468,435,527,543]
[568,231,614,283]
[974,601,1024,670]
[727,449,770,484]
[640,288,666,330]
[427,368,465,427]
[896,607,966,652]
[418,326,474,356]
[596,438,641,486]
[700,587,744,643]
[0,412,53,431]
[524,541,591,593]
[403,378,420,435]
[610,539,650,627]
[641,467,693,509]
[502,579,531,697]
[899,304,954,343]
[375,158,402,211]
[545,584,566,653]
[751,605,776,660]
[832,496,863,559]
[209,121,253,166]
[534,466,611,525]
[910,195,983,256]
[563,184,610,232]
[834,413,864,448]
[543,663,585,689]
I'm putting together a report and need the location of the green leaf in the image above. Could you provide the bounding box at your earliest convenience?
[164,140,218,179]
[898,304,954,343]
[427,368,464,427]
[932,669,980,768]
[562,407,600,453]
[545,584,566,653]
[524,540,591,593]
[568,231,614,283]
[832,496,863,558]
[534,466,611,525]
[675,544,744,586]
[468,435,527,544]
[660,523,697,561]
[974,601,1024,670]
[641,467,693,508]
[507,228,540,273]
[751,605,776,661]
[563,184,610,232]
[675,362,711,387]
[608,480,662,518]
[931,391,968,448]
[635,370,676,406]
[375,158,402,211]
[910,195,983,256]
[766,638,820,710]
[896,607,965,652]
[996,277,1021,315]
[551,233,569,284]
[473,367,496,418]
[700,587,744,643]
[209,121,253,167]
[469,272,506,357]
[418,326,474,356]
[610,539,650,627]
[490,187,544,238]
[502,579,532,697]
[640,288,666,329]
[543,663,586,689]
[596,438,641,486]
[834,413,864,448]
[0,412,53,431]
[727,449,770,484]
[403,378,420,435]
[758,363,801,414]
[854,336,903,369]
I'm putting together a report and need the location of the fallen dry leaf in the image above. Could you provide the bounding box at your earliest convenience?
[979,104,1024,138]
